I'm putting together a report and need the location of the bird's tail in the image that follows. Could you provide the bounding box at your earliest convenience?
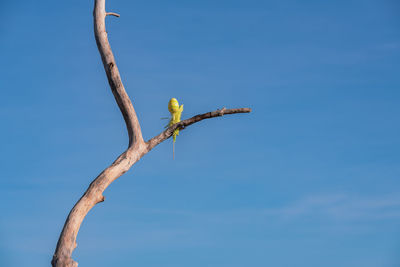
[172,132,177,160]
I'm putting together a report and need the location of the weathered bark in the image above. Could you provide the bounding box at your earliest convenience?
[51,1,251,266]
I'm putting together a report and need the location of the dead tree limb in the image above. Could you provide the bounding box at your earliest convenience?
[51,1,251,266]
[146,107,251,151]
[106,12,120,17]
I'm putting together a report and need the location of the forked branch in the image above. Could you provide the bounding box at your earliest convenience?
[51,0,251,266]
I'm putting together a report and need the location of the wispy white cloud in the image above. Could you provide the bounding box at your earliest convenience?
[377,42,399,51]
[133,193,400,223]
[269,193,400,221]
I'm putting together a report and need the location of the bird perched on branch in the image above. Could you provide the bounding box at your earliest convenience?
[167,98,183,159]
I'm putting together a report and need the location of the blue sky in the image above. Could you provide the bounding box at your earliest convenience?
[1,0,400,266]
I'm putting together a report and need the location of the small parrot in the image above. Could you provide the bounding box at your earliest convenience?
[167,98,183,159]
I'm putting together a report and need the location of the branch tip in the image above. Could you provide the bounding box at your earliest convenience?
[106,12,120,17]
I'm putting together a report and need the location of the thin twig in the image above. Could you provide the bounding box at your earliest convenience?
[106,12,120,17]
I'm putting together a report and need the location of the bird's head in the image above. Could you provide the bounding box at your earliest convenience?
[168,98,180,113]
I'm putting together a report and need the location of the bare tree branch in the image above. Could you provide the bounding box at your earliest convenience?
[146,107,252,152]
[51,1,251,266]
[94,0,143,147]
[52,1,145,266]
[106,12,120,17]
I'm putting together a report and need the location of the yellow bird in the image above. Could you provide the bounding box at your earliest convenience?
[168,98,183,159]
